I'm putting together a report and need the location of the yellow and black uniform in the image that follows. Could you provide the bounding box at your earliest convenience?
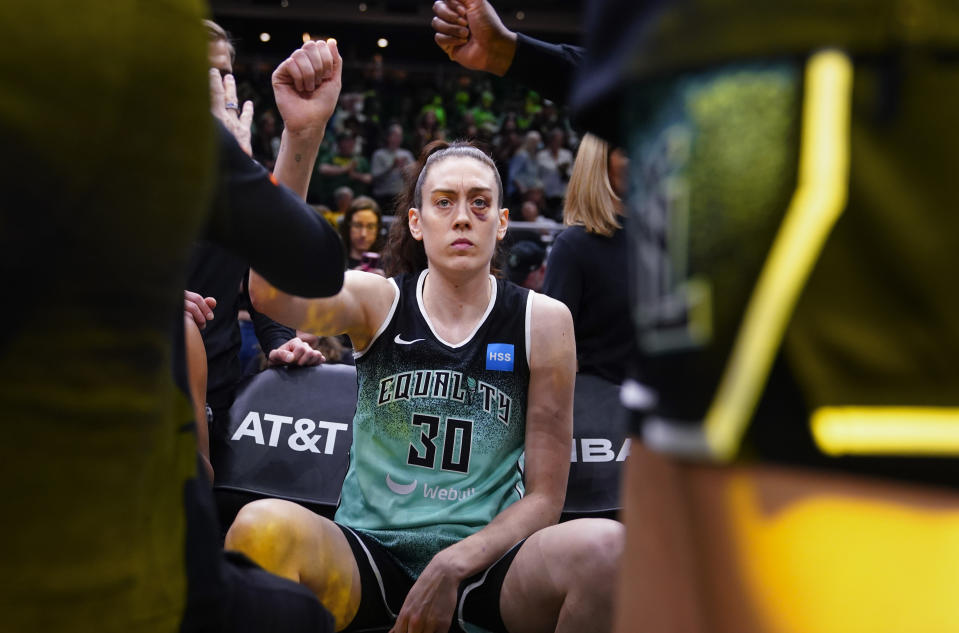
[0,2,214,631]
[567,0,959,483]
[0,3,344,631]
[564,3,959,631]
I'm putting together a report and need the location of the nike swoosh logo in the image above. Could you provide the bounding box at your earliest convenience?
[394,334,425,345]
[385,474,418,495]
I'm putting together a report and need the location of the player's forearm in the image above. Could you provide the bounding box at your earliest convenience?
[273,128,324,199]
[434,490,561,581]
[248,268,306,330]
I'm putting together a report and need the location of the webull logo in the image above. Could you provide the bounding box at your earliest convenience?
[385,474,475,502]
[423,482,475,501]
[231,411,348,454]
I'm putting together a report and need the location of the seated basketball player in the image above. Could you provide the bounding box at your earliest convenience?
[226,140,623,633]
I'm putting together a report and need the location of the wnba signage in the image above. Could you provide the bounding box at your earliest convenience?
[571,437,631,463]
[213,364,357,510]
[564,373,628,515]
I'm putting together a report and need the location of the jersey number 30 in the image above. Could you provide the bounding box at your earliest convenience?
[407,413,473,474]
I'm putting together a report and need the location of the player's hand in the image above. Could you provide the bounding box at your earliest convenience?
[432,0,517,76]
[272,39,342,139]
[390,555,460,633]
[209,69,254,155]
[184,290,217,329]
[267,336,326,367]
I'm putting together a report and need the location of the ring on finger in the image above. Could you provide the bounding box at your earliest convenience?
[225,101,239,110]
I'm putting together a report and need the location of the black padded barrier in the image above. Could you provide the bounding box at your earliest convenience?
[212,364,357,526]
[563,373,628,516]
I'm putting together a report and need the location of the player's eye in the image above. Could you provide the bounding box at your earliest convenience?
[471,197,489,209]
[434,197,452,208]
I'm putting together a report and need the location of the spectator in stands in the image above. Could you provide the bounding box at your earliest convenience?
[339,195,385,272]
[507,239,547,291]
[521,198,560,230]
[450,88,472,128]
[420,93,448,129]
[371,122,414,212]
[542,133,634,386]
[492,125,521,188]
[493,111,520,146]
[330,185,354,228]
[507,130,542,208]
[314,132,372,206]
[230,140,622,633]
[519,90,542,130]
[521,182,547,215]
[530,99,568,139]
[501,199,547,248]
[455,109,478,139]
[341,114,367,157]
[414,108,446,150]
[470,90,498,129]
[360,94,384,159]
[536,127,574,219]
[511,199,559,247]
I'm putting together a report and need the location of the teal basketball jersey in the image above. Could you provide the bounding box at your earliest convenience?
[335,270,532,576]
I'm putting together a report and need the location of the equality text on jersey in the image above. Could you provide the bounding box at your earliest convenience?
[377,369,512,427]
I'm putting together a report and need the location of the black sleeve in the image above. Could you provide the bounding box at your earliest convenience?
[206,121,344,298]
[505,33,585,106]
[541,231,583,322]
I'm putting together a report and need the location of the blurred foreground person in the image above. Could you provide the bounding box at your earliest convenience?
[0,5,344,630]
[569,3,959,633]
[0,2,215,630]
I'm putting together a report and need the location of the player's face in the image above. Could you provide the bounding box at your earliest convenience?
[409,156,508,275]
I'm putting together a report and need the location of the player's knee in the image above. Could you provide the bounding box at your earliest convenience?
[570,519,624,590]
[227,498,294,544]
[225,498,303,568]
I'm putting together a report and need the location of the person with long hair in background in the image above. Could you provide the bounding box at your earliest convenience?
[542,133,635,386]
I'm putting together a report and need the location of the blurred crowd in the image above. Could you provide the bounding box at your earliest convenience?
[231,48,580,220]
